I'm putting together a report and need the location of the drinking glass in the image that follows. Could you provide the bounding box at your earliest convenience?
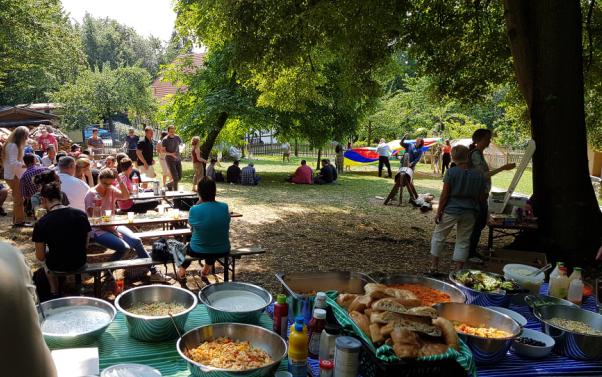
[127,212,135,223]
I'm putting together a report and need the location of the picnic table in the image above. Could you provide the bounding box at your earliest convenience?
[487,215,538,249]
[89,213,189,227]
[50,305,285,376]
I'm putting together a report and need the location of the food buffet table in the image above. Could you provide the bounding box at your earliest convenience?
[56,304,286,377]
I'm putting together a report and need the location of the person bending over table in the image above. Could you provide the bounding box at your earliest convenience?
[178,177,230,285]
[32,182,90,297]
[84,168,169,283]
[115,158,160,213]
[0,242,58,377]
[384,154,417,205]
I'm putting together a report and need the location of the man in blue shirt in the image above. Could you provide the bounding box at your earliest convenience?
[178,177,230,283]
[401,134,425,170]
[123,128,139,162]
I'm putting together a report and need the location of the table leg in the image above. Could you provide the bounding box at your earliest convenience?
[223,257,230,282]
[93,272,101,298]
[488,226,494,250]
[231,258,236,281]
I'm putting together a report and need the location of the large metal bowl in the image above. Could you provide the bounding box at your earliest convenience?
[534,305,602,360]
[449,269,519,308]
[177,323,287,377]
[199,282,272,324]
[435,302,521,364]
[379,274,466,304]
[38,296,116,348]
[115,285,198,342]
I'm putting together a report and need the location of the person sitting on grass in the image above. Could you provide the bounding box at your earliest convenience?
[429,145,486,275]
[178,177,230,285]
[205,158,217,181]
[288,159,313,184]
[84,168,169,283]
[241,161,261,185]
[32,182,90,298]
[226,160,241,184]
[314,159,337,184]
[384,154,418,206]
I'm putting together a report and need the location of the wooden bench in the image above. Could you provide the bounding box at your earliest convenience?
[57,246,265,297]
[134,228,192,240]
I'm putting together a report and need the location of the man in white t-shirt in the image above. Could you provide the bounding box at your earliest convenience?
[57,156,90,212]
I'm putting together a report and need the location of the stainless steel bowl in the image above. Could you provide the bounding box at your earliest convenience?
[449,269,518,308]
[177,323,287,377]
[38,296,116,348]
[435,302,521,364]
[524,294,579,312]
[275,271,376,322]
[115,285,198,342]
[534,304,602,360]
[199,282,271,324]
[379,274,466,304]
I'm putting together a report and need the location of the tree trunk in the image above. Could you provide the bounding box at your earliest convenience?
[504,0,602,263]
[316,148,322,171]
[200,112,228,160]
[294,139,299,157]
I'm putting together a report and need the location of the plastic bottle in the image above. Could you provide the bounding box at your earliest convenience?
[93,193,102,221]
[315,292,327,310]
[273,294,289,339]
[567,275,584,305]
[568,267,582,285]
[549,262,565,281]
[319,322,341,362]
[549,267,570,299]
[308,308,327,358]
[288,316,308,377]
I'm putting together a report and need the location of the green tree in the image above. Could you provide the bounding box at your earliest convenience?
[0,0,85,104]
[51,65,157,131]
[78,13,165,77]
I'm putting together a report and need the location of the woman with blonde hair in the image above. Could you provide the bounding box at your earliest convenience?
[2,126,29,226]
[75,158,95,187]
[156,131,172,188]
[191,136,207,191]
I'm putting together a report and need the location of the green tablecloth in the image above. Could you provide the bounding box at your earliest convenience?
[52,305,285,376]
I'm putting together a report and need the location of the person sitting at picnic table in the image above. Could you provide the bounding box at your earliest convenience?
[69,143,81,158]
[241,161,261,185]
[25,144,43,165]
[177,177,230,284]
[41,145,57,168]
[429,145,486,274]
[75,157,95,187]
[401,134,425,170]
[20,153,49,216]
[115,158,160,213]
[57,156,90,213]
[384,154,418,206]
[32,182,90,297]
[116,152,141,181]
[0,242,58,377]
[314,159,338,184]
[206,158,218,180]
[84,169,169,283]
[376,138,392,178]
[123,127,139,162]
[226,160,241,184]
[288,159,313,184]
[30,170,70,214]
[0,183,8,216]
[37,126,58,154]
[86,128,104,156]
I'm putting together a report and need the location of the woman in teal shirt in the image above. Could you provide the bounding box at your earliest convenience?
[178,177,230,283]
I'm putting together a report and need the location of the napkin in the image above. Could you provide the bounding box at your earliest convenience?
[51,347,99,377]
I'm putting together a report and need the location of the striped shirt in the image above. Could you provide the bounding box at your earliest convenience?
[20,166,48,199]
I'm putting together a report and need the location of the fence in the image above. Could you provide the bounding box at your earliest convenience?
[248,142,337,158]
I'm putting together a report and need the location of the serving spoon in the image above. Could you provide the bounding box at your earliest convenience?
[527,263,552,277]
[169,312,190,354]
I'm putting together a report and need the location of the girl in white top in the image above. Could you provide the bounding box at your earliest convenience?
[2,126,29,225]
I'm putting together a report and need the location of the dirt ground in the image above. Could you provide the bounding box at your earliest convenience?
[3,157,596,300]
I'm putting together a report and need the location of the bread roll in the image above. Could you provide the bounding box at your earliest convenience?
[433,317,459,351]
[369,323,384,344]
[391,327,419,346]
[371,298,407,314]
[364,283,387,295]
[349,311,370,336]
[418,342,449,357]
[348,295,372,313]
[393,343,419,358]
[406,306,438,319]
[336,293,358,310]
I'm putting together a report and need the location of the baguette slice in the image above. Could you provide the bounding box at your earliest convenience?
[349,311,370,336]
[383,288,421,307]
[336,293,358,310]
[369,323,385,344]
[433,317,459,351]
[348,295,372,313]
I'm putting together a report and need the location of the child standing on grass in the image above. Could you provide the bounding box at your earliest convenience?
[429,145,485,274]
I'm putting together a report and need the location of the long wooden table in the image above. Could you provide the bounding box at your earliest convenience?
[487,216,538,249]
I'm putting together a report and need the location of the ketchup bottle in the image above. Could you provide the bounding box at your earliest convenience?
[273,294,288,339]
